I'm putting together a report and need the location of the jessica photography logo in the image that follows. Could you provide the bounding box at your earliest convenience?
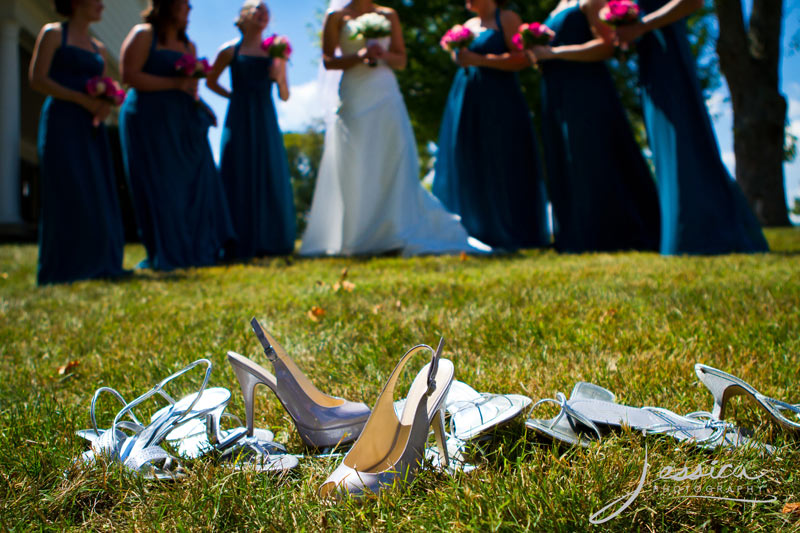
[590,447,779,524]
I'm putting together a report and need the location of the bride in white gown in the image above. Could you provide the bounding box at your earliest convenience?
[299,0,492,257]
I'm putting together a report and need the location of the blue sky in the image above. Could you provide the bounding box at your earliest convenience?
[188,0,800,221]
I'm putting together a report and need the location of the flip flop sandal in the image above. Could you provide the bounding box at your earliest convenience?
[568,399,772,452]
[526,382,615,447]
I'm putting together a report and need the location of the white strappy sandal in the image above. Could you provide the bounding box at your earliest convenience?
[695,363,800,432]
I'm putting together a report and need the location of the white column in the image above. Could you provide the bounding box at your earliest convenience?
[0,18,21,224]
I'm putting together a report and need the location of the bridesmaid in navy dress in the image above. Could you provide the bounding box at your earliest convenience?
[119,0,235,271]
[615,0,768,255]
[433,0,549,250]
[206,0,296,259]
[527,0,660,253]
[29,0,126,285]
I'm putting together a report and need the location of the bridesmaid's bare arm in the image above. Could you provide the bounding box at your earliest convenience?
[456,11,530,71]
[121,24,196,95]
[271,58,290,102]
[206,43,235,99]
[616,0,704,44]
[530,0,614,63]
[29,24,101,113]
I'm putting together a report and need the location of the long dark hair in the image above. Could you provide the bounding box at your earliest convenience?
[53,0,74,16]
[143,0,189,45]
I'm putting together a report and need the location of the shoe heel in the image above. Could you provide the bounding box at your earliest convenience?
[229,360,262,437]
[432,407,449,469]
[696,365,738,419]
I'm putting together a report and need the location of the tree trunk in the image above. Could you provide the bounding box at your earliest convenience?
[715,0,790,227]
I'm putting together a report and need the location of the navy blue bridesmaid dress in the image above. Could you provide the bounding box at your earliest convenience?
[119,30,235,271]
[432,9,549,250]
[37,22,126,285]
[637,0,768,255]
[218,42,296,259]
[540,5,660,253]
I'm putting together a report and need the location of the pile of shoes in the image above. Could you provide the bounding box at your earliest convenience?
[75,318,532,497]
[76,317,798,497]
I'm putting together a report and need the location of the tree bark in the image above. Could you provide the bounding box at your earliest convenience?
[715,0,790,226]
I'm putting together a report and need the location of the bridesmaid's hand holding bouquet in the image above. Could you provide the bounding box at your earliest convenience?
[512,23,555,50]
[600,0,641,51]
[599,0,641,27]
[512,22,555,69]
[86,76,126,106]
[85,75,125,127]
[175,54,212,79]
[440,24,475,53]
[262,35,293,60]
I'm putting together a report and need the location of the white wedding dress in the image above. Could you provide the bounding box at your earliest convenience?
[299,25,491,257]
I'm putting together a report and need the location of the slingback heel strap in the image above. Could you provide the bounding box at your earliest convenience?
[426,338,444,396]
[251,318,278,362]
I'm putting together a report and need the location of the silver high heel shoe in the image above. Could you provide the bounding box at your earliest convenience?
[226,318,371,449]
[696,363,800,432]
[318,339,454,499]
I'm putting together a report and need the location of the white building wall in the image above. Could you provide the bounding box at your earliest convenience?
[0,0,146,228]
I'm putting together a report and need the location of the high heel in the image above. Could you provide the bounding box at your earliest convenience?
[226,318,371,449]
[319,339,454,498]
[695,364,800,432]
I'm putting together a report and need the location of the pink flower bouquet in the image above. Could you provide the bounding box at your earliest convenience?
[599,0,641,26]
[175,54,212,78]
[86,75,126,106]
[512,22,555,50]
[440,24,475,52]
[262,34,293,60]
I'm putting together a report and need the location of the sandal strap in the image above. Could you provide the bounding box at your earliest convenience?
[529,393,603,440]
[642,408,734,445]
[448,393,515,436]
[123,445,174,472]
[110,359,213,453]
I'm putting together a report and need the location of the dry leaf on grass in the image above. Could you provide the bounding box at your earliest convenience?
[783,503,800,515]
[57,360,80,375]
[307,306,326,322]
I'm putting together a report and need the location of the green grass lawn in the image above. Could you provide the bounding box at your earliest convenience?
[1,228,799,531]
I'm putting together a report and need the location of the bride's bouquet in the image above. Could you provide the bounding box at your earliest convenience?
[86,75,126,106]
[512,22,555,50]
[349,12,392,67]
[175,54,212,78]
[349,12,392,40]
[599,0,640,27]
[440,24,475,53]
[262,34,293,60]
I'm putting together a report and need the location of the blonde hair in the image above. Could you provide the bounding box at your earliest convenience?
[235,0,264,31]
